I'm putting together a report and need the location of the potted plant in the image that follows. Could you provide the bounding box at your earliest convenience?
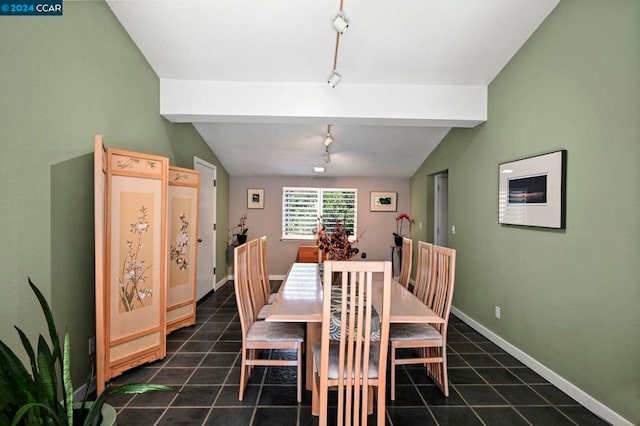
[316,210,364,261]
[393,213,414,246]
[235,213,248,245]
[0,278,174,426]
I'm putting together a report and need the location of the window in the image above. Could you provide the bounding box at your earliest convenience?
[282,187,357,240]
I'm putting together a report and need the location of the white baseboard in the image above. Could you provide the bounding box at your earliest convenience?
[451,307,632,426]
[226,274,288,282]
[215,276,229,291]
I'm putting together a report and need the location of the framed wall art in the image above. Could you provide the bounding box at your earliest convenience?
[370,191,397,212]
[247,188,265,209]
[498,150,567,229]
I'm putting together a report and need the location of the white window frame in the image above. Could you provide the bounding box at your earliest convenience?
[282,187,358,240]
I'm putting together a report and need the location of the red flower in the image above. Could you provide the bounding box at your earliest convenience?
[395,213,413,237]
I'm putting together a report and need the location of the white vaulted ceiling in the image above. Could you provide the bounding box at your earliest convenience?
[107,0,559,177]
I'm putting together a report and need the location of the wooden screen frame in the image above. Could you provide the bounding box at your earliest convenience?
[95,135,168,391]
[166,166,200,334]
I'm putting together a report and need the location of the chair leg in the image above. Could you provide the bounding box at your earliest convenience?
[239,348,248,401]
[441,345,449,397]
[390,343,396,401]
[377,383,386,426]
[297,342,302,403]
[319,370,328,426]
[311,362,319,416]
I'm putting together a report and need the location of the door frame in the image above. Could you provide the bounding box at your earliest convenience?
[193,156,218,297]
[434,172,449,247]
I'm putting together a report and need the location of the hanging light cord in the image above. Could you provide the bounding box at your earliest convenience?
[332,0,345,71]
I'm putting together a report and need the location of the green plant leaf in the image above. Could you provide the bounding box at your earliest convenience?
[11,402,64,426]
[28,277,62,364]
[14,326,38,379]
[35,336,58,410]
[81,359,95,408]
[83,392,107,426]
[82,383,175,426]
[0,340,38,402]
[108,383,175,395]
[63,331,74,426]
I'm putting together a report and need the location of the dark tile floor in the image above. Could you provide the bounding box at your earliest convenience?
[108,281,609,425]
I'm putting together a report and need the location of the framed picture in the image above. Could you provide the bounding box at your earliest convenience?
[370,191,397,212]
[247,188,265,209]
[498,150,567,229]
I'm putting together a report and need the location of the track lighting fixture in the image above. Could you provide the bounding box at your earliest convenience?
[324,125,334,147]
[328,2,348,87]
[324,133,334,147]
[328,70,341,88]
[332,12,349,34]
[323,124,333,163]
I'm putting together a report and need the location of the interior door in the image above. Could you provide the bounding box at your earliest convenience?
[434,173,449,247]
[194,157,217,300]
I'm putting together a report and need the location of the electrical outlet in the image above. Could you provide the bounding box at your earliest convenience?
[451,225,456,235]
[494,306,501,319]
[88,336,96,355]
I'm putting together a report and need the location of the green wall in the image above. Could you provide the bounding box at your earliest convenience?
[411,0,640,422]
[0,2,229,388]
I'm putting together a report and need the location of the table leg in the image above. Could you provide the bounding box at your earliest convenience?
[306,322,321,391]
[391,247,395,276]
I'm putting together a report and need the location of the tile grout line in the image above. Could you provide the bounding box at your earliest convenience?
[153,290,236,426]
[197,289,238,425]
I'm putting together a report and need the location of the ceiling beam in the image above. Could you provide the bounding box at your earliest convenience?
[160,79,487,128]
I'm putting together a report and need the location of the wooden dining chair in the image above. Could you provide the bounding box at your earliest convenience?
[234,243,304,402]
[397,237,413,289]
[259,236,278,304]
[389,245,456,399]
[311,260,392,426]
[246,238,271,320]
[412,241,434,303]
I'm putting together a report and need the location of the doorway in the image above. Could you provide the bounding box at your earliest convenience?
[434,172,449,247]
[194,157,217,300]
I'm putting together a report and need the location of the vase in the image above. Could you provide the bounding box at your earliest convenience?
[236,234,248,245]
[73,401,117,426]
[394,234,403,247]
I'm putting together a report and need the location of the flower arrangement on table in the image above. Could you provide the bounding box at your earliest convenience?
[235,213,248,244]
[316,211,364,261]
[393,212,414,245]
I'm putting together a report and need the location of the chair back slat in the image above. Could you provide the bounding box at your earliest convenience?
[234,244,254,337]
[247,238,267,320]
[319,260,391,426]
[259,236,271,300]
[398,237,413,288]
[429,245,456,334]
[413,241,433,302]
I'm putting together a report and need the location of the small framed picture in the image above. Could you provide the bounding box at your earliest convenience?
[370,191,397,212]
[247,188,265,209]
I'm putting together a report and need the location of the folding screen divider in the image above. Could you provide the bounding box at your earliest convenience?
[94,135,199,392]
[166,166,200,334]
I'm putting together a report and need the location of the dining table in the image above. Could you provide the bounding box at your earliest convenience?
[266,262,444,390]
